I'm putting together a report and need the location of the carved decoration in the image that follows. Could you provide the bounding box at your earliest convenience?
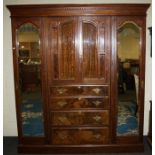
[7,5,150,17]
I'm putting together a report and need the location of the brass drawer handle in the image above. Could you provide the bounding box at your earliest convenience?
[56,88,67,94]
[57,101,67,107]
[93,115,102,122]
[92,88,101,94]
[92,101,102,106]
[58,117,69,123]
[94,134,101,139]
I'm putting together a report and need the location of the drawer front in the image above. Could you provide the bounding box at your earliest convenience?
[51,86,108,96]
[51,111,109,126]
[51,128,109,145]
[50,98,109,110]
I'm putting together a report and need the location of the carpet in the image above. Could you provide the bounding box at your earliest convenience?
[21,92,44,136]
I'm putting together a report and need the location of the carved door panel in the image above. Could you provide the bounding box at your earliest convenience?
[48,17,111,85]
[48,17,79,84]
[79,16,111,84]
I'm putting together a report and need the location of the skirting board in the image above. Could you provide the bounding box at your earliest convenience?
[18,143,144,154]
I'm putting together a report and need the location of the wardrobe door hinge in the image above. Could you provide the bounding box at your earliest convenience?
[141,80,144,89]
[15,82,19,90]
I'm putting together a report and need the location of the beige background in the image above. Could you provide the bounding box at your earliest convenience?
[3,0,152,136]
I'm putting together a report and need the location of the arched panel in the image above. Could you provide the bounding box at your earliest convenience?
[82,22,98,78]
[51,19,77,82]
[81,17,110,84]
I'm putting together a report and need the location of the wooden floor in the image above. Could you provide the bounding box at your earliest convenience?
[3,137,151,155]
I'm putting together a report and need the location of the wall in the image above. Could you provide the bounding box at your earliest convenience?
[3,0,152,136]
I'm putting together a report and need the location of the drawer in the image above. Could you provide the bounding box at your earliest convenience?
[51,86,108,96]
[51,111,109,126]
[51,128,109,145]
[50,98,109,110]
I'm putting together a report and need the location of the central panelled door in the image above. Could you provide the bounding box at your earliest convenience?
[46,16,111,145]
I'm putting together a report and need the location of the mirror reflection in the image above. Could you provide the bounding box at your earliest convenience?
[17,23,44,136]
[117,23,140,136]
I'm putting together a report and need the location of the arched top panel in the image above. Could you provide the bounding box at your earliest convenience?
[117,22,141,60]
[117,22,141,40]
[117,21,141,32]
[82,20,98,27]
[17,23,39,42]
[18,23,39,33]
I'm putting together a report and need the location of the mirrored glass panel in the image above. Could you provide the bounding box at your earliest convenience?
[117,23,140,136]
[17,23,44,136]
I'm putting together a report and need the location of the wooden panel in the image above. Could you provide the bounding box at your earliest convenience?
[51,128,109,144]
[99,54,105,78]
[48,16,111,84]
[50,97,109,110]
[60,21,76,80]
[51,86,108,96]
[18,143,144,153]
[83,22,98,78]
[48,17,78,83]
[80,16,110,83]
[51,111,109,126]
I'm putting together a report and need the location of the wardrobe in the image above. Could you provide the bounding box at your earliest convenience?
[7,4,150,153]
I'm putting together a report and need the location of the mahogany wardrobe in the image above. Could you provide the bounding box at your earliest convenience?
[7,4,150,153]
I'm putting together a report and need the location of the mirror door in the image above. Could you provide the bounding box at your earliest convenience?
[116,21,141,137]
[16,22,44,137]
